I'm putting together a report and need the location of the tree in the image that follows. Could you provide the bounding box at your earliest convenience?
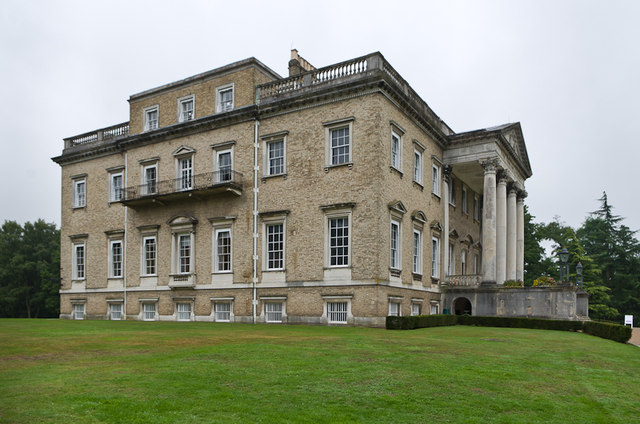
[523,205,549,284]
[0,220,60,318]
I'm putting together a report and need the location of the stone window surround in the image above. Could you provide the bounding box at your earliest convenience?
[260,296,287,323]
[323,117,354,171]
[209,216,235,275]
[211,297,235,322]
[71,174,87,209]
[322,295,353,324]
[139,298,159,321]
[143,105,159,132]
[215,83,234,113]
[261,131,289,179]
[389,120,405,174]
[173,296,195,321]
[177,94,195,123]
[321,203,355,269]
[70,234,88,281]
[260,211,288,272]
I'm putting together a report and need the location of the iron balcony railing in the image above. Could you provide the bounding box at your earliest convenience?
[121,170,243,203]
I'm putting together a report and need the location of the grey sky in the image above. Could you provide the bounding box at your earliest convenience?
[2,0,639,233]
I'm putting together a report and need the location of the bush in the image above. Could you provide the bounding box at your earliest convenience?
[503,280,523,288]
[583,321,632,343]
[386,314,457,330]
[457,316,583,332]
[533,275,557,286]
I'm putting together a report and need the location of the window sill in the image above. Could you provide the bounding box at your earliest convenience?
[389,268,401,277]
[212,271,233,275]
[72,206,86,210]
[263,269,286,273]
[107,276,123,280]
[413,181,424,191]
[323,266,351,270]
[261,173,287,182]
[324,162,353,172]
[431,193,441,202]
[412,273,423,281]
[389,166,403,178]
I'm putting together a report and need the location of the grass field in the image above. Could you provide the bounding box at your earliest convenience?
[1,319,638,423]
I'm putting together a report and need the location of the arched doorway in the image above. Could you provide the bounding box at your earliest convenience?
[453,297,472,316]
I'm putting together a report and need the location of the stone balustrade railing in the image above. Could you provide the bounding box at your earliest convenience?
[64,122,129,148]
[446,274,482,287]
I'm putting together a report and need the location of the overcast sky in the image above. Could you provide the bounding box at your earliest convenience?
[2,0,639,234]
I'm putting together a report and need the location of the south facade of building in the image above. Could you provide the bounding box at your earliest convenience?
[53,50,584,326]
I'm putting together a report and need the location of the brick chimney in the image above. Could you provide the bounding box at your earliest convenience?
[288,49,316,77]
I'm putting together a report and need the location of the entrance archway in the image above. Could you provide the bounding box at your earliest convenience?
[453,297,472,315]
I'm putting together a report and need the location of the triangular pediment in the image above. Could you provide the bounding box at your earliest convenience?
[172,145,196,157]
[430,220,443,232]
[388,200,407,215]
[449,229,459,239]
[461,234,474,246]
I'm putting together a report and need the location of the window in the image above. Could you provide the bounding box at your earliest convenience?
[143,303,156,321]
[462,187,468,214]
[461,250,467,275]
[266,223,284,270]
[216,84,234,112]
[449,178,456,206]
[214,302,231,322]
[144,106,158,131]
[329,217,349,267]
[390,220,400,270]
[267,139,285,176]
[177,234,191,274]
[216,150,232,182]
[388,301,400,317]
[413,149,423,184]
[73,243,85,280]
[109,303,122,320]
[177,303,191,321]
[110,172,123,202]
[328,302,348,324]
[265,302,283,323]
[413,229,422,274]
[431,237,440,278]
[72,303,85,320]
[143,236,157,276]
[142,164,157,195]
[109,240,123,278]
[430,303,439,315]
[215,229,232,272]
[448,243,454,275]
[178,96,194,122]
[330,126,350,165]
[391,131,401,171]
[178,157,193,190]
[411,303,421,316]
[473,196,479,221]
[73,179,86,208]
[432,164,440,196]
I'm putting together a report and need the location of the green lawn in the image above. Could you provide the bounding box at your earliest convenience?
[0,320,638,423]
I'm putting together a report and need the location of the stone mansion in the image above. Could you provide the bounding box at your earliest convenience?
[53,50,580,326]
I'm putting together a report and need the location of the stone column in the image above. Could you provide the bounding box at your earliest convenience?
[516,191,527,281]
[496,173,507,285]
[481,159,498,285]
[506,184,518,281]
[442,165,451,282]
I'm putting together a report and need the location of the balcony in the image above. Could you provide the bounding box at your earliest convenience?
[169,273,196,289]
[121,170,243,207]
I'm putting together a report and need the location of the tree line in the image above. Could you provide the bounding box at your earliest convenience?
[525,192,640,321]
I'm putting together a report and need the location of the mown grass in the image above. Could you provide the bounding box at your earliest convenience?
[0,319,638,423]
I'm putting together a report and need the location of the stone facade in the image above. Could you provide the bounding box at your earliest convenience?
[54,51,583,326]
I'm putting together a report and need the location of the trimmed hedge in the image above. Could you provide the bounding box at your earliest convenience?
[386,314,632,343]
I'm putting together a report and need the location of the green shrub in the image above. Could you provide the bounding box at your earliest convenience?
[583,321,632,343]
[386,314,457,330]
[458,315,583,332]
[503,280,523,288]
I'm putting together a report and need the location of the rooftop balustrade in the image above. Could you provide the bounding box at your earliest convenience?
[64,122,130,149]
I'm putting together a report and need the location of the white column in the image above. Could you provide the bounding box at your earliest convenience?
[442,166,451,282]
[496,174,507,285]
[481,160,497,284]
[516,191,526,281]
[506,185,517,281]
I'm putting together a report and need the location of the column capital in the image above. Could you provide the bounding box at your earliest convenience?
[480,158,500,173]
[497,170,509,184]
[517,189,528,200]
[442,165,452,182]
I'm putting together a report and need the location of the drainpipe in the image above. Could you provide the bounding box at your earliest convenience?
[123,151,128,320]
[252,119,260,323]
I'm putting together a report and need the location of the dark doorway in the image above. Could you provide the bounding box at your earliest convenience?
[453,297,472,315]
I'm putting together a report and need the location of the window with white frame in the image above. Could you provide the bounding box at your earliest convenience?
[448,243,455,275]
[177,303,191,321]
[267,139,285,176]
[431,237,440,278]
[215,228,232,272]
[327,301,348,324]
[178,96,194,122]
[462,187,468,214]
[72,303,85,320]
[388,301,401,317]
[214,302,231,322]
[143,164,157,195]
[390,220,401,270]
[142,236,157,276]
[73,242,85,280]
[330,126,350,165]
[432,164,440,196]
[329,216,349,267]
[391,131,401,171]
[109,303,122,320]
[142,303,156,321]
[216,84,234,112]
[144,106,158,131]
[110,172,123,202]
[265,223,284,270]
[449,178,456,206]
[177,233,192,274]
[411,303,421,316]
[109,240,123,278]
[413,149,423,184]
[216,149,232,182]
[473,196,479,221]
[73,179,86,208]
[413,229,422,275]
[430,303,439,315]
[178,157,193,190]
[461,250,467,275]
[265,302,283,323]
